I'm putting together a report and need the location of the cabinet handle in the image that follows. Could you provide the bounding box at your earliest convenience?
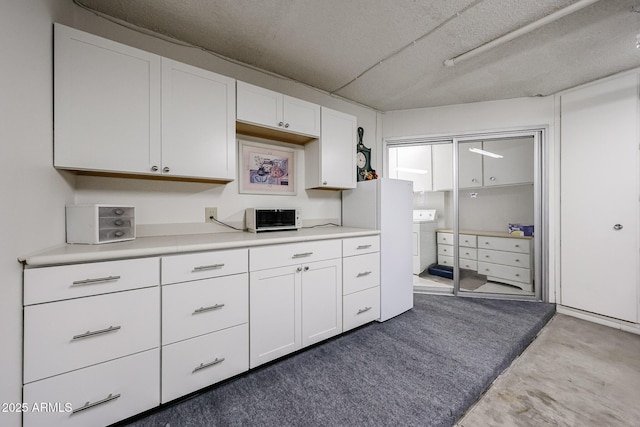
[614,224,623,230]
[151,165,159,172]
[485,255,490,258]
[193,357,225,373]
[292,252,313,259]
[489,176,496,181]
[515,274,520,277]
[471,178,478,183]
[356,245,372,250]
[284,123,290,128]
[323,181,328,185]
[71,275,121,287]
[193,304,225,315]
[163,166,170,173]
[72,325,121,341]
[193,264,225,272]
[296,267,302,273]
[515,259,520,262]
[71,393,121,415]
[357,307,372,315]
[304,266,310,271]
[114,219,124,226]
[278,121,284,127]
[357,271,372,277]
[515,244,520,248]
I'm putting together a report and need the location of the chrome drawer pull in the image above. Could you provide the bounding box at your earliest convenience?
[357,271,372,277]
[193,264,224,272]
[292,252,313,259]
[72,325,121,341]
[72,393,121,415]
[71,276,121,286]
[356,244,372,250]
[193,357,225,373]
[357,306,372,315]
[193,304,225,314]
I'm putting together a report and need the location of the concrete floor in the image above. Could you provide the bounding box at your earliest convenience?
[457,314,640,426]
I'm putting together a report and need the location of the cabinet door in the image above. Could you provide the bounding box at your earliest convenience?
[306,107,356,189]
[54,24,161,175]
[301,259,342,347]
[249,265,301,368]
[432,142,482,191]
[392,145,432,192]
[482,138,534,186]
[560,73,639,322]
[283,95,321,137]
[161,59,236,180]
[236,81,283,129]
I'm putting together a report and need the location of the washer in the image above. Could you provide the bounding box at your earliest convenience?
[413,209,437,275]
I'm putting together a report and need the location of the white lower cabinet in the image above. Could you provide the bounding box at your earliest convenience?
[343,286,381,331]
[23,349,159,427]
[162,324,248,403]
[249,240,343,368]
[342,236,381,332]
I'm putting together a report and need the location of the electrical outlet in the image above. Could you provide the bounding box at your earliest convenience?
[205,207,218,222]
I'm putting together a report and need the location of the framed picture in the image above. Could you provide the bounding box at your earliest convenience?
[239,140,296,195]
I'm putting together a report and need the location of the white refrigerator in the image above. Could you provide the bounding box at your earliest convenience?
[342,178,414,321]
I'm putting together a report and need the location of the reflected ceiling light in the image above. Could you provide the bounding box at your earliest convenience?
[444,0,599,67]
[468,147,503,158]
[396,167,429,174]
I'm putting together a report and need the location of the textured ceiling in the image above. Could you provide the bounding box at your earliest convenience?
[76,0,640,111]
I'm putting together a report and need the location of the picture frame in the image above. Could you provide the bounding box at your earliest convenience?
[238,140,296,195]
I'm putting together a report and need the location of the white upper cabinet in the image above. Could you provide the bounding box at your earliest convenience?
[305,107,357,190]
[389,145,433,192]
[482,138,534,186]
[53,24,236,182]
[161,58,236,181]
[432,142,483,191]
[54,24,161,175]
[236,81,320,139]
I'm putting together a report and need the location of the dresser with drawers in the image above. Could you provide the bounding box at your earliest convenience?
[436,230,533,291]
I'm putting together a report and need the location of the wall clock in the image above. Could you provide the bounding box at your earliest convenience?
[356,127,377,181]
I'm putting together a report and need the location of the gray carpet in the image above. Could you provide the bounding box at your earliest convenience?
[120,294,555,427]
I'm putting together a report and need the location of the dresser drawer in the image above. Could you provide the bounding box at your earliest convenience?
[343,287,380,331]
[437,232,453,245]
[342,235,380,257]
[24,257,159,305]
[23,349,159,427]
[459,247,477,260]
[459,259,477,271]
[343,252,380,295]
[24,287,159,383]
[477,236,530,254]
[477,249,531,268]
[162,324,248,403]
[477,262,530,284]
[459,234,477,248]
[162,248,248,285]
[437,254,454,267]
[437,244,453,257]
[162,274,248,345]
[249,239,341,271]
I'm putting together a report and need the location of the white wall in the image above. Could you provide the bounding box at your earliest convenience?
[382,97,558,303]
[0,2,77,426]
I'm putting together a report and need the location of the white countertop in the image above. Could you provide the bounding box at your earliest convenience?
[19,226,380,267]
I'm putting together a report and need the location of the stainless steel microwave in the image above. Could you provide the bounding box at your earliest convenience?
[246,208,301,233]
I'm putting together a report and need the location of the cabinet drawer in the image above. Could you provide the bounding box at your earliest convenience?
[24,287,159,383]
[477,262,530,284]
[23,348,159,427]
[459,234,477,248]
[249,239,341,271]
[437,244,454,257]
[459,247,477,260]
[437,254,454,267]
[477,249,531,268]
[24,257,159,305]
[343,286,380,332]
[162,274,248,345]
[162,324,248,403]
[437,232,453,245]
[459,259,477,271]
[162,249,248,285]
[343,252,380,295]
[342,235,380,257]
[477,236,530,253]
